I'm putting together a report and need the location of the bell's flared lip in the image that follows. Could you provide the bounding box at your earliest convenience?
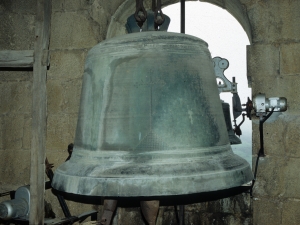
[52,144,253,197]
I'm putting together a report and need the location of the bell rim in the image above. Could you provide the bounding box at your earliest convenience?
[52,150,253,197]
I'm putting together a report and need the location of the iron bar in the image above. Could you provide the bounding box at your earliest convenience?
[181,0,185,33]
[45,158,72,218]
[179,205,185,225]
[250,108,275,197]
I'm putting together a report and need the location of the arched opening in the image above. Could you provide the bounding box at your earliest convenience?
[106,0,252,42]
[163,2,252,165]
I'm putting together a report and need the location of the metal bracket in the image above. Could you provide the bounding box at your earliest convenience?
[213,57,237,94]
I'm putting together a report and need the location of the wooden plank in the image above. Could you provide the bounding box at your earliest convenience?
[30,0,51,224]
[0,50,34,68]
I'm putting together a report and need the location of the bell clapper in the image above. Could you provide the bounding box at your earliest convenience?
[100,199,117,225]
[140,200,160,225]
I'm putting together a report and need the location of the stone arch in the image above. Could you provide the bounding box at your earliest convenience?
[106,0,252,43]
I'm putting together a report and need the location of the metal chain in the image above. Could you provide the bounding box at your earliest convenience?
[135,0,147,23]
[154,0,165,26]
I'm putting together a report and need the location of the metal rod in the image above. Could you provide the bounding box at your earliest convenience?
[250,108,275,197]
[179,205,185,225]
[174,205,180,223]
[259,107,275,156]
[181,0,185,33]
[46,168,72,218]
[57,195,72,218]
[259,117,265,156]
[45,158,72,218]
[0,191,11,197]
[152,0,156,11]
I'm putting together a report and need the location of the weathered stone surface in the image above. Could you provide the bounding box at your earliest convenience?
[47,79,82,114]
[0,71,33,82]
[52,0,123,16]
[252,156,285,197]
[0,115,4,150]
[0,0,36,14]
[247,44,280,79]
[0,114,31,150]
[0,80,32,114]
[61,79,82,111]
[160,209,178,225]
[46,113,78,150]
[47,80,64,114]
[282,199,300,225]
[63,0,87,11]
[50,12,98,49]
[22,116,32,150]
[282,157,300,198]
[252,197,282,225]
[0,114,32,151]
[252,117,286,157]
[47,50,86,80]
[52,0,64,12]
[52,0,90,12]
[184,211,251,225]
[0,12,35,50]
[113,207,145,225]
[282,115,300,158]
[0,116,3,150]
[48,50,86,81]
[281,42,300,76]
[248,0,300,43]
[279,0,300,42]
[88,0,111,40]
[94,0,124,16]
[0,150,30,187]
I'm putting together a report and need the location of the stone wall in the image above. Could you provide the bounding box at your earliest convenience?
[0,0,35,200]
[46,0,115,218]
[244,0,300,224]
[1,0,300,224]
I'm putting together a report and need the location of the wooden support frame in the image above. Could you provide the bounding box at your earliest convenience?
[30,0,51,224]
[0,50,34,68]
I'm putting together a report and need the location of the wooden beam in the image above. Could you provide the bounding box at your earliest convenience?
[0,50,34,68]
[30,0,51,224]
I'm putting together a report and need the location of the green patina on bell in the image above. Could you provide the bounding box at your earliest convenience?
[52,32,253,197]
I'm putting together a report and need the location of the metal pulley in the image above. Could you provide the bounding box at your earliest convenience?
[253,94,287,116]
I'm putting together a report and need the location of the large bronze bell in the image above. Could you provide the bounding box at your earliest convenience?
[52,32,253,197]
